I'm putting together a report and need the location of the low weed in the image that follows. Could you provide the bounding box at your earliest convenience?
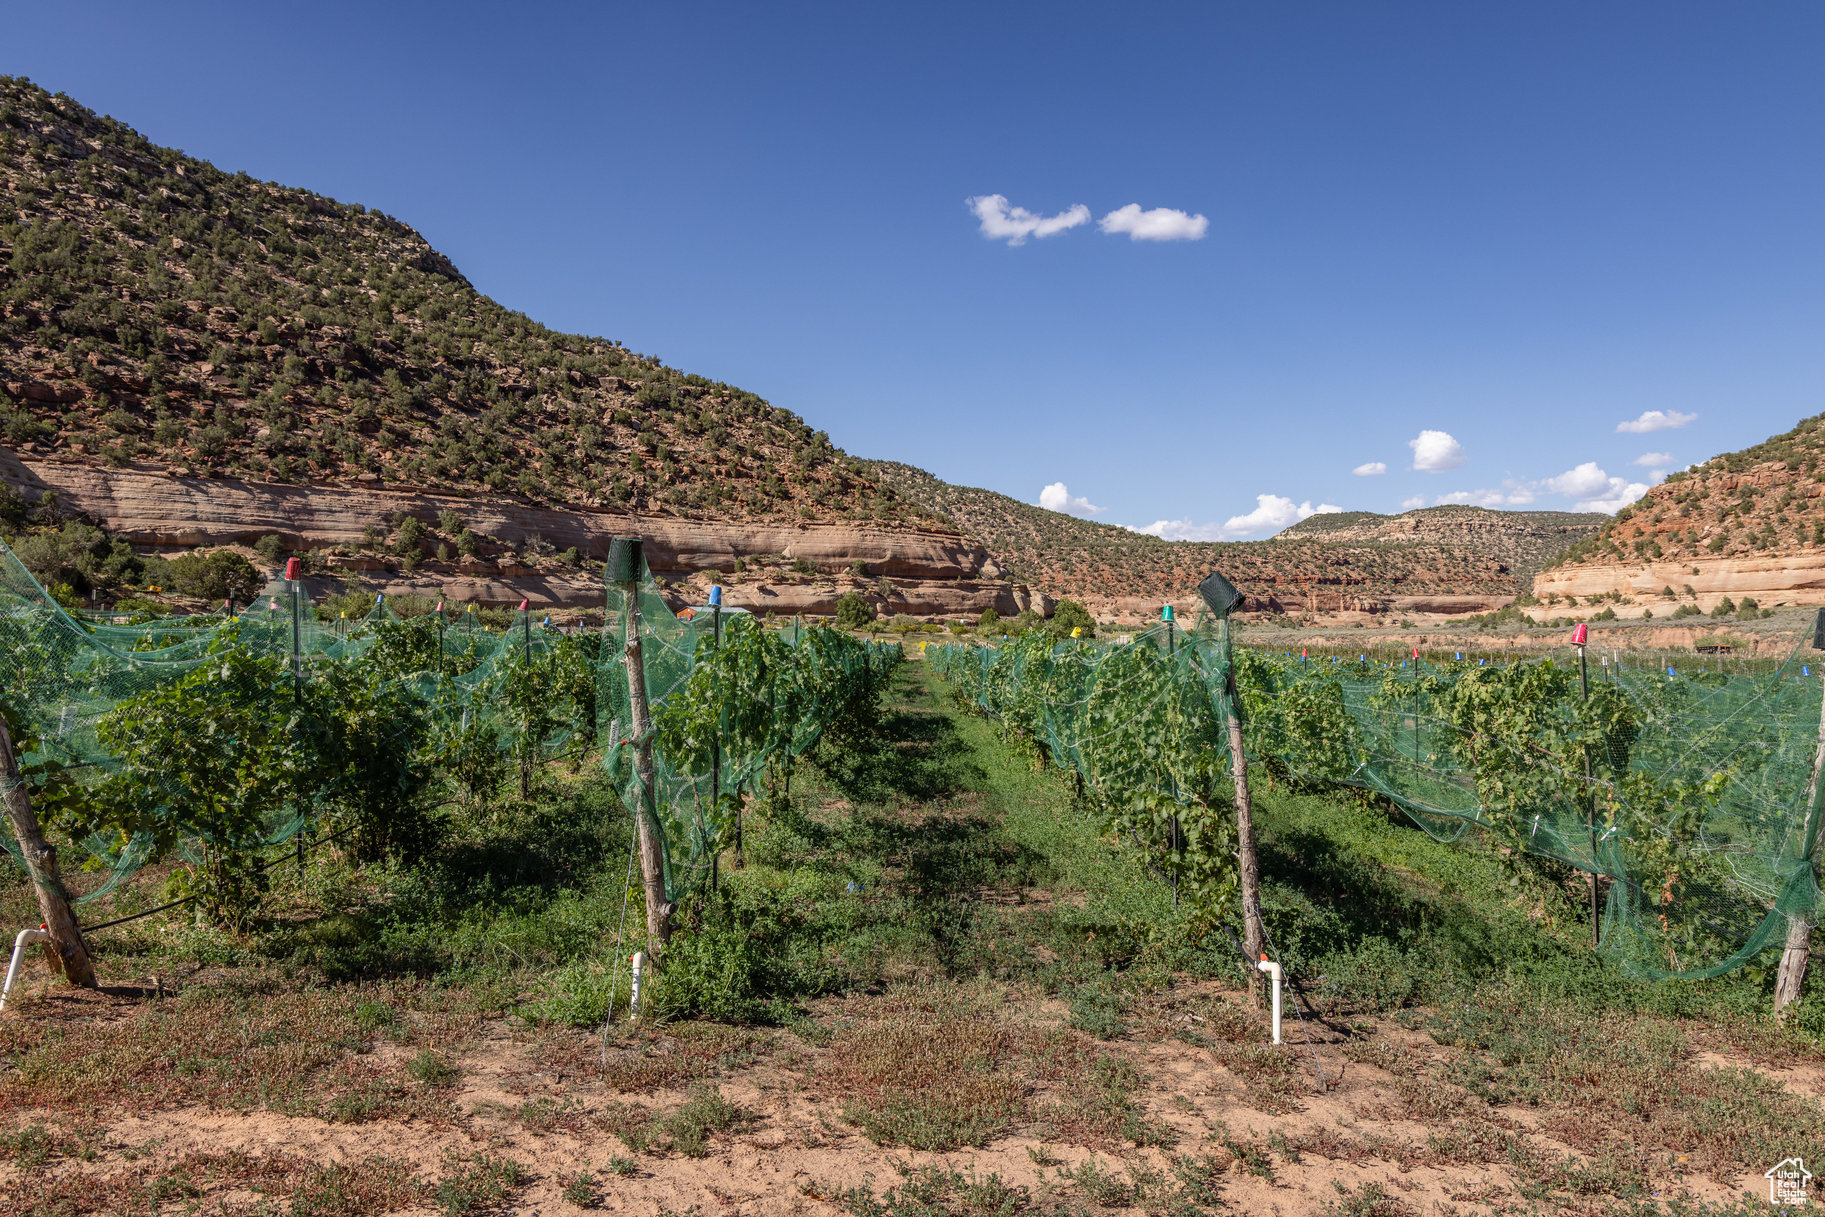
[1035,1051,1176,1149]
[1429,987,1825,1183]
[1059,1156,1134,1207]
[823,988,1025,1151]
[560,1170,601,1209]
[1324,1181,1416,1217]
[289,1156,431,1216]
[407,1050,460,1088]
[0,1122,56,1168]
[433,1151,526,1217]
[1066,982,1126,1039]
[837,1161,1036,1216]
[552,1021,773,1092]
[656,1084,747,1157]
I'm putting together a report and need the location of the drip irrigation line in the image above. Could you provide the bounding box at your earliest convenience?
[76,824,357,935]
[599,821,642,1067]
[1257,912,1327,1094]
[1213,915,1326,1094]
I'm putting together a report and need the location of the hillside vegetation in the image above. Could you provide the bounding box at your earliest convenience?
[1545,413,1825,571]
[1280,504,1607,581]
[867,460,1596,605]
[0,77,937,530]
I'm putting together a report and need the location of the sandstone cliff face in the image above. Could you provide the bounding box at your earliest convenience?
[1532,554,1825,614]
[1,455,986,576]
[0,451,1057,614]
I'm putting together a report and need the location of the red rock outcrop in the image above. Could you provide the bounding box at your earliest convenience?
[0,451,1057,614]
[1532,555,1825,616]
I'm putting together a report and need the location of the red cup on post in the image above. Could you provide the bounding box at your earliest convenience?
[1571,623,1589,646]
[284,557,300,581]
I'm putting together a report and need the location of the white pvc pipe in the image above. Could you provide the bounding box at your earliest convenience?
[0,928,51,1013]
[1256,958,1283,1044]
[628,950,647,1024]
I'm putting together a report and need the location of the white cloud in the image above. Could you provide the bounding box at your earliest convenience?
[1097,203,1209,242]
[1634,451,1672,467]
[1352,461,1388,477]
[1399,496,1427,510]
[1138,495,1340,542]
[1542,461,1651,513]
[1616,410,1697,434]
[1408,430,1466,472]
[1576,481,1651,513]
[1037,482,1103,517]
[1544,461,1614,499]
[1433,487,1537,508]
[966,194,1091,246]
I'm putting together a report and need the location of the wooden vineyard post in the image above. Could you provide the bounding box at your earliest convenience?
[1164,605,1182,906]
[610,538,673,952]
[1574,624,1601,948]
[519,599,533,800]
[1775,611,1825,1017]
[287,557,307,879]
[1198,573,1266,1008]
[0,714,96,991]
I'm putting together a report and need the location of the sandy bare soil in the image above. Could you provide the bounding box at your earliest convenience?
[0,968,1808,1217]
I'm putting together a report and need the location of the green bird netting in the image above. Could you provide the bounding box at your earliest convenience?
[932,615,1825,981]
[597,559,901,904]
[0,538,898,914]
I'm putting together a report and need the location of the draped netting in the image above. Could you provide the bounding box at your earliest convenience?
[0,538,897,911]
[932,620,1825,980]
[598,555,901,904]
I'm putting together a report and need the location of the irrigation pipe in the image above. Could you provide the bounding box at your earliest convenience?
[1217,916,1327,1094]
[0,927,50,1012]
[599,825,642,1067]
[69,823,361,938]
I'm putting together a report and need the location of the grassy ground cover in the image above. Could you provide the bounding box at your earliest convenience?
[0,661,1818,1215]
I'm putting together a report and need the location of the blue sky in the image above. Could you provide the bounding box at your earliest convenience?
[8,2,1822,538]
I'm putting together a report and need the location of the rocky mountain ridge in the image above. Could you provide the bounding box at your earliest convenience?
[866,461,1593,620]
[1533,413,1825,613]
[0,77,939,532]
[1279,505,1607,581]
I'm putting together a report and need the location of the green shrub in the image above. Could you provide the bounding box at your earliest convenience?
[647,885,843,1023]
[834,591,873,631]
[656,1085,745,1158]
[168,548,262,603]
[1067,982,1126,1038]
[1321,937,1419,1013]
[8,521,147,598]
[1049,599,1095,639]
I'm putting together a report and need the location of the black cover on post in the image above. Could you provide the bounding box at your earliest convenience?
[606,536,644,584]
[1198,570,1244,619]
[1813,606,1825,651]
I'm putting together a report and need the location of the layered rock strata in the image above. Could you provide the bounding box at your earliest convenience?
[1533,555,1825,616]
[0,453,1048,614]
